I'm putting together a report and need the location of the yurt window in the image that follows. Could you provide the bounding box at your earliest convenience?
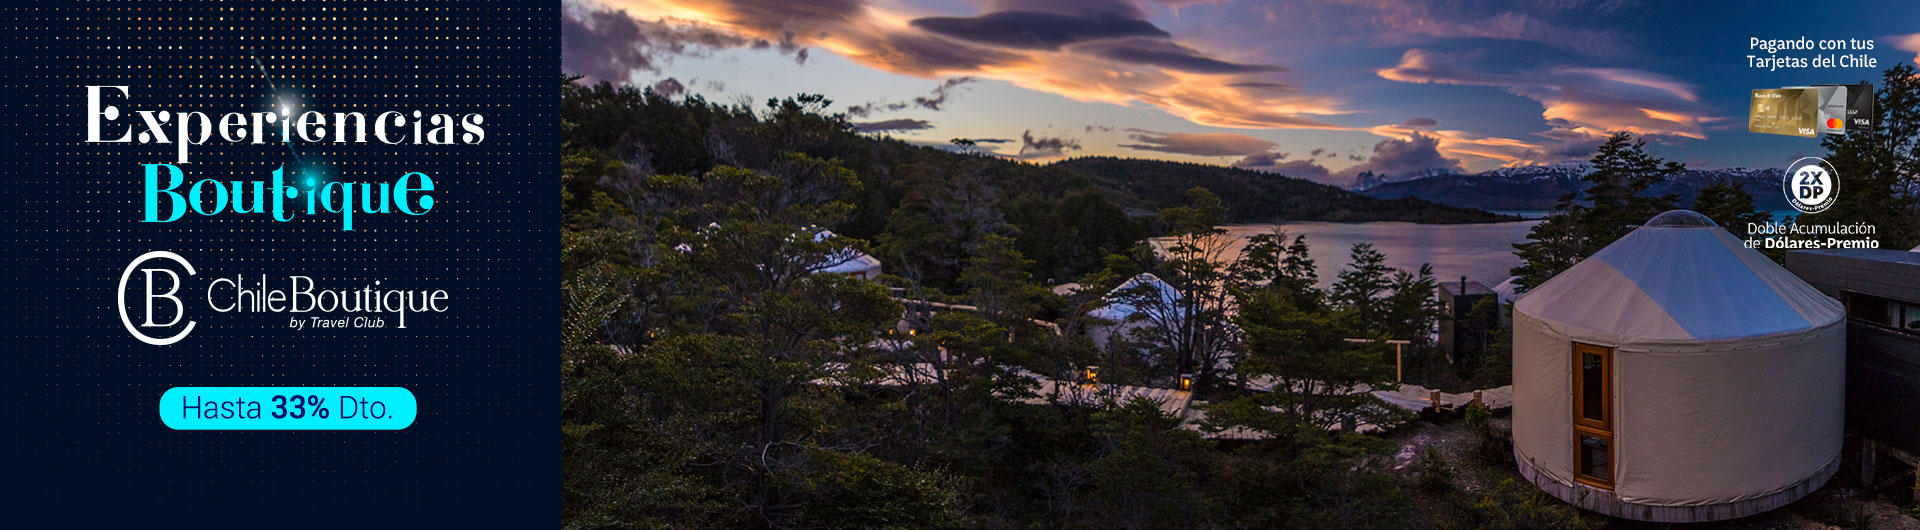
[1845,291,1920,330]
[1573,343,1613,489]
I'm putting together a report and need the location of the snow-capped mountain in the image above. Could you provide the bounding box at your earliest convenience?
[1357,163,1788,211]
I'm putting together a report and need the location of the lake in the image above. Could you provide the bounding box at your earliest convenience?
[1158,220,1544,291]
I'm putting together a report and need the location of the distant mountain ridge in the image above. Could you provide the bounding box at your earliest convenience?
[1357,162,1789,211]
[1049,157,1519,224]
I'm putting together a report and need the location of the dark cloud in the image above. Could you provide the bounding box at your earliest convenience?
[630,0,1017,76]
[1309,148,1326,157]
[852,118,934,133]
[1233,154,1336,185]
[983,0,1146,18]
[1346,131,1463,180]
[1401,117,1438,127]
[1227,81,1297,93]
[1078,38,1283,74]
[846,77,977,117]
[1533,125,1607,162]
[1118,130,1277,157]
[853,28,1023,76]
[1085,124,1116,133]
[916,77,976,110]
[560,3,792,84]
[969,138,1015,144]
[697,0,865,32]
[1019,130,1083,158]
[1242,0,1633,57]
[650,77,686,98]
[911,11,1167,50]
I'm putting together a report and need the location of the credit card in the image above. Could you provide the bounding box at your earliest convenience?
[1750,88,1817,138]
[1815,83,1875,131]
[1783,85,1846,135]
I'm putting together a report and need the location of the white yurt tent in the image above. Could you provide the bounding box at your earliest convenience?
[1510,210,1844,522]
[1491,276,1521,305]
[1087,273,1182,351]
[810,229,882,279]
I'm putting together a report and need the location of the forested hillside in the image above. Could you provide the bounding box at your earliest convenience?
[1053,157,1516,224]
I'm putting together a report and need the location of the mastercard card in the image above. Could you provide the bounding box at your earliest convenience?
[1783,85,1846,135]
[1749,88,1816,138]
[1816,83,1875,131]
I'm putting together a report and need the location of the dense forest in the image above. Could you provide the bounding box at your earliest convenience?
[559,77,1556,530]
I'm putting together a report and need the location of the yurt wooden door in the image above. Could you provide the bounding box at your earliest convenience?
[1573,342,1614,489]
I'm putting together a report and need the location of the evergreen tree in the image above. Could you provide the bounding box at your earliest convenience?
[1511,132,1683,290]
[958,233,1042,322]
[1085,399,1212,530]
[1214,288,1403,433]
[1693,178,1779,262]
[1229,229,1321,310]
[1330,243,1393,328]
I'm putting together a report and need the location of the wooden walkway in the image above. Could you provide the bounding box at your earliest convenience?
[815,359,1513,442]
[1373,384,1513,413]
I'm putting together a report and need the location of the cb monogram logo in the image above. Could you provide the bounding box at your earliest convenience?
[117,251,196,345]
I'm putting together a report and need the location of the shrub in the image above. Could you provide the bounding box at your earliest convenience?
[1442,478,1587,530]
[1418,447,1452,493]
[1817,502,1877,530]
[1463,402,1491,431]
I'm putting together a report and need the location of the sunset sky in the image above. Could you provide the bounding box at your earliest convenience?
[562,0,1920,187]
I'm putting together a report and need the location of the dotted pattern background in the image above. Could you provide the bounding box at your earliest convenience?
[0,1,555,525]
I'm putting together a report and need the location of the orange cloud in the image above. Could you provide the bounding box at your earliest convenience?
[1378,49,1711,141]
[584,0,1351,130]
[1893,33,1920,64]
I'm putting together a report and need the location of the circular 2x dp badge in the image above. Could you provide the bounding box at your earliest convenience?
[1783,157,1839,215]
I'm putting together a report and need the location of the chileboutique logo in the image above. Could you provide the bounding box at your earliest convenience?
[117,251,453,345]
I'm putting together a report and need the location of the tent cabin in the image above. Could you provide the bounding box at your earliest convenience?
[809,229,882,280]
[1511,210,1845,522]
[1086,273,1182,351]
[1436,277,1494,360]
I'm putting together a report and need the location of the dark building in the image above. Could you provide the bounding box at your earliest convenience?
[1786,248,1920,497]
[1437,277,1493,361]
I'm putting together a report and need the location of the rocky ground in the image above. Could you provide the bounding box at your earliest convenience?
[1386,415,1920,530]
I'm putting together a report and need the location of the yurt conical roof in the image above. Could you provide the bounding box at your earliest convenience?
[1514,210,1842,346]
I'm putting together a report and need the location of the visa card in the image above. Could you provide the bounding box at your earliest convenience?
[1783,85,1846,134]
[1750,88,1817,138]
[1816,83,1875,131]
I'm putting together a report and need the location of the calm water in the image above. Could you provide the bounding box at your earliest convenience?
[1158,220,1544,291]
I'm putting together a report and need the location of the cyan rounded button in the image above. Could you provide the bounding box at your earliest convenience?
[159,387,417,430]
